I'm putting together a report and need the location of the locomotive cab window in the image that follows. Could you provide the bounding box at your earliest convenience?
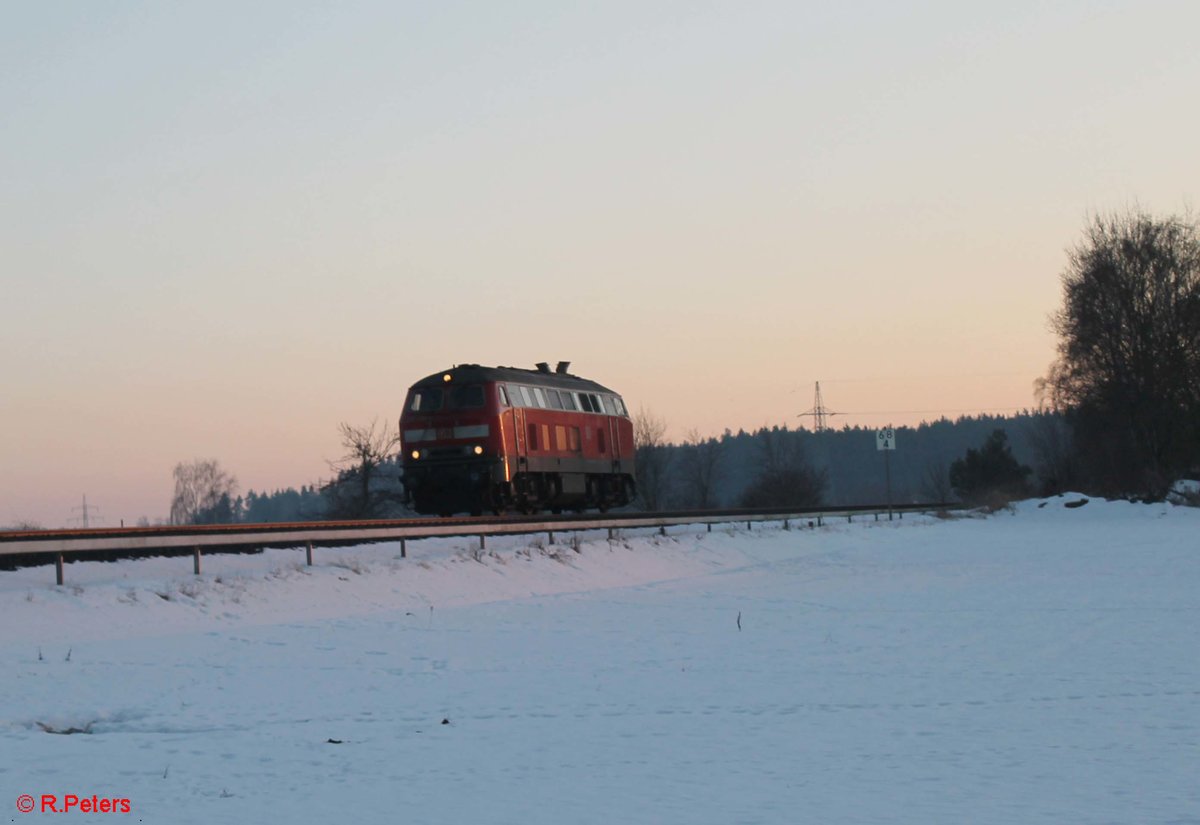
[409,388,443,412]
[546,389,564,410]
[561,392,578,411]
[450,384,485,409]
[577,393,594,413]
[533,387,548,408]
[498,385,510,407]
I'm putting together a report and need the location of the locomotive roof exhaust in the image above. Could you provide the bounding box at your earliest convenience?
[533,361,571,374]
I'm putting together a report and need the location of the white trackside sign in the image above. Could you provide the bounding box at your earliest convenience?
[876,427,896,451]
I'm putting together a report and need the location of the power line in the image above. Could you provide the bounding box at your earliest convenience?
[794,386,1032,426]
[797,370,1034,386]
[837,406,1031,416]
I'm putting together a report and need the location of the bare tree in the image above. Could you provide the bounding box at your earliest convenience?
[1024,410,1076,495]
[170,460,239,525]
[2,520,44,532]
[633,406,672,511]
[919,460,953,503]
[679,428,724,510]
[324,419,402,519]
[1045,209,1200,495]
[739,427,826,509]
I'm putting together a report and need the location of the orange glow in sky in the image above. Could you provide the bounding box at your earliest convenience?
[2,2,1197,526]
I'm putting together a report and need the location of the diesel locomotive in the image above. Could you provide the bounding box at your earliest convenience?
[399,362,636,516]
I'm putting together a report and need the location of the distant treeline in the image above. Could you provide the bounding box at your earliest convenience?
[644,411,1061,510]
[226,412,1061,522]
[239,484,329,523]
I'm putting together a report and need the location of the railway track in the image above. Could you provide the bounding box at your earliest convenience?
[0,502,957,585]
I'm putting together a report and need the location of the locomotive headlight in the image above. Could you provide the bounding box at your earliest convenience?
[442,373,452,382]
[473,445,484,455]
[410,450,421,460]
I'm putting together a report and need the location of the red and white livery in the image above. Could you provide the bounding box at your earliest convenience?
[400,362,636,516]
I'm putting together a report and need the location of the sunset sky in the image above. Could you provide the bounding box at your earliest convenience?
[3,1,1198,527]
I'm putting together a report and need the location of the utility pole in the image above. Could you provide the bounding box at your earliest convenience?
[69,495,101,529]
[798,381,839,432]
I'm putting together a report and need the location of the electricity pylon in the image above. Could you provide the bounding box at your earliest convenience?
[798,381,839,432]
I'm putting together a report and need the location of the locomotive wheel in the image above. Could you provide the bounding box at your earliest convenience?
[588,478,609,513]
[484,485,509,516]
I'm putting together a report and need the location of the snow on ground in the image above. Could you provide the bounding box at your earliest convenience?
[1,498,1198,824]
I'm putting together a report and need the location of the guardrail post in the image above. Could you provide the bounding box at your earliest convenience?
[660,526,666,537]
[746,521,751,531]
[847,514,852,523]
[306,540,313,566]
[874,512,879,521]
[817,515,823,527]
[55,552,64,586]
[707,523,712,532]
[193,546,201,575]
[784,519,790,531]
[548,531,554,544]
[400,539,406,559]
[607,528,613,541]
[479,535,486,551]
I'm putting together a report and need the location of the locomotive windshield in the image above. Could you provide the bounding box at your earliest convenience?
[450,384,485,409]
[409,388,443,412]
[409,384,485,412]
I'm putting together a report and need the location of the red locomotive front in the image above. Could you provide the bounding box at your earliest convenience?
[400,362,636,516]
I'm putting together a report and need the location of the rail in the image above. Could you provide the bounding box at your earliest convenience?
[0,502,958,585]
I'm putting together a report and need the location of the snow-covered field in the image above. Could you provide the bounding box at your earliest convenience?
[2,498,1197,824]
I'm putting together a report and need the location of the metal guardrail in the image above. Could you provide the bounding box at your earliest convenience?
[0,502,956,585]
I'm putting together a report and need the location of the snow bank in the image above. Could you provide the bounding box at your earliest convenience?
[2,500,1197,824]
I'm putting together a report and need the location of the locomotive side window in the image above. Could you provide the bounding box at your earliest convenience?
[546,389,564,410]
[533,387,547,408]
[498,385,510,407]
[410,388,443,412]
[591,394,606,414]
[611,396,628,416]
[561,392,578,411]
[450,384,485,409]
[577,393,594,413]
[519,386,534,407]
